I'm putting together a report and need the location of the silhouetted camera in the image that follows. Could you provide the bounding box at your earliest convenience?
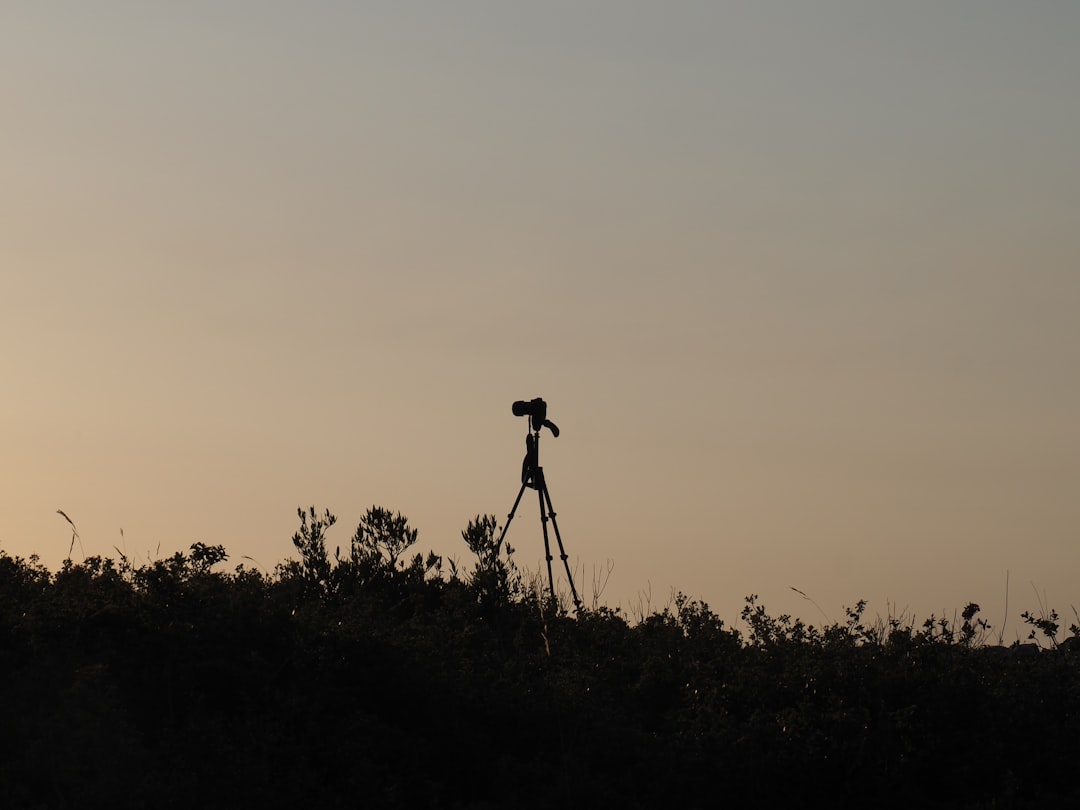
[512,397,547,421]
[512,398,560,436]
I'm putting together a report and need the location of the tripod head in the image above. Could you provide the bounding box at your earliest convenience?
[512,398,559,487]
[512,397,560,437]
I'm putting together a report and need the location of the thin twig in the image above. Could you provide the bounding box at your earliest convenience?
[998,570,1009,646]
[791,586,832,625]
[56,509,84,559]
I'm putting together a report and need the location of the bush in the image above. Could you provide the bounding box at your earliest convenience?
[2,514,1079,808]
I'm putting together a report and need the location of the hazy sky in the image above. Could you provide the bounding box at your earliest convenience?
[3,2,1078,634]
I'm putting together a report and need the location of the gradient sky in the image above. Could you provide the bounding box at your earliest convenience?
[3,2,1078,635]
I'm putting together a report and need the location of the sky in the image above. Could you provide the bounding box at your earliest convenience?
[3,2,1078,636]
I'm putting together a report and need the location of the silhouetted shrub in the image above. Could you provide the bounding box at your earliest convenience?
[2,519,1079,809]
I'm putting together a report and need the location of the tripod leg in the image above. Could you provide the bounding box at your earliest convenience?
[540,481,582,612]
[497,482,530,549]
[537,482,557,605]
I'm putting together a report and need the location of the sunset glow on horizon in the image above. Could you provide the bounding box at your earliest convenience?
[3,2,1078,633]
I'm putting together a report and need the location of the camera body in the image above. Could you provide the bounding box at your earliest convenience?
[512,398,560,437]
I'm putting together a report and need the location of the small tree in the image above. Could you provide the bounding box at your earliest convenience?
[351,506,418,572]
[462,514,517,605]
[291,506,335,585]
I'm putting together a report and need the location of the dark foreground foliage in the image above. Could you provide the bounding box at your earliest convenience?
[2,508,1079,809]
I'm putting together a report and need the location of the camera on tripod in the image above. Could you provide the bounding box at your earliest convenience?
[499,396,580,611]
[512,398,560,437]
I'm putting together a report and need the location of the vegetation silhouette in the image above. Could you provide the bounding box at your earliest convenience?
[2,505,1079,808]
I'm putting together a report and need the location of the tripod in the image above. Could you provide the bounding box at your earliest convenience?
[498,426,582,612]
